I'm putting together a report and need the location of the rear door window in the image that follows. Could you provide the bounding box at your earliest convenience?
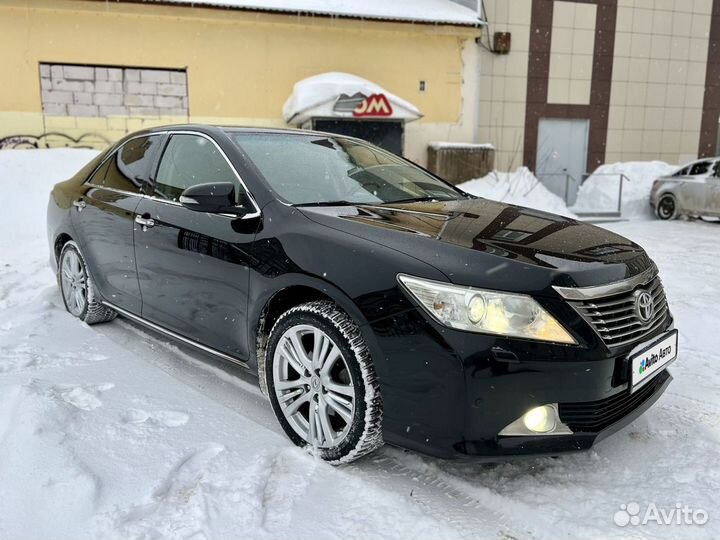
[91,135,163,193]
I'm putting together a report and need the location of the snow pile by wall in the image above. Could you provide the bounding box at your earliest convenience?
[573,161,677,219]
[0,149,100,243]
[458,167,575,217]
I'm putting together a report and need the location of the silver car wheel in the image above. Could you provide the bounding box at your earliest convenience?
[272,324,356,448]
[60,249,87,317]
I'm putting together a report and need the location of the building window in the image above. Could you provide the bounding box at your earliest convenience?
[39,63,188,117]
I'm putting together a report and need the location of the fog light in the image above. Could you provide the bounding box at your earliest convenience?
[522,405,556,433]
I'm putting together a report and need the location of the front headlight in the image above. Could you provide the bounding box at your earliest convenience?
[397,274,577,345]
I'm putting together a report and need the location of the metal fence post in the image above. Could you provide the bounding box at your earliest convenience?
[617,174,625,215]
[565,174,570,204]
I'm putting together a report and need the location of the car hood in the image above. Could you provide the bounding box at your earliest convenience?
[298,198,654,296]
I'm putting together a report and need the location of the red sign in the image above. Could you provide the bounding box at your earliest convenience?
[353,94,393,117]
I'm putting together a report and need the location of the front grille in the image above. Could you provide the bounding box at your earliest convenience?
[558,371,668,432]
[570,276,669,348]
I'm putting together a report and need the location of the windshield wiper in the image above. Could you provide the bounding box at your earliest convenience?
[293,200,361,207]
[385,196,457,204]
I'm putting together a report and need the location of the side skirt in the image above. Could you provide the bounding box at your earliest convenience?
[102,301,250,369]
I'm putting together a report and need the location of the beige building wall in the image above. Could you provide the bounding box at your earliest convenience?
[547,1,596,105]
[0,0,480,165]
[478,0,532,171]
[606,0,712,164]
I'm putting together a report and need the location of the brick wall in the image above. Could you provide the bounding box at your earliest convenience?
[40,63,188,117]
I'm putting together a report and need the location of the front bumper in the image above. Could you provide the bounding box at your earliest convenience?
[367,304,675,460]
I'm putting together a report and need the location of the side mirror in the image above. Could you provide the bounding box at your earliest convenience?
[179,182,248,215]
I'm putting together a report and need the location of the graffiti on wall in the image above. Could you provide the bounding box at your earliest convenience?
[0,132,111,150]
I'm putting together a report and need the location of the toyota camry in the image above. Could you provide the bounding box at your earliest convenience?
[47,125,678,463]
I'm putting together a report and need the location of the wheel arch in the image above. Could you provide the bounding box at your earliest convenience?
[252,278,374,394]
[54,232,73,262]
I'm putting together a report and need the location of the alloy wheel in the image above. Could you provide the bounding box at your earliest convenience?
[272,324,356,448]
[61,249,88,316]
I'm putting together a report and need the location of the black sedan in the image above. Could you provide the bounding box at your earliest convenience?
[47,125,678,463]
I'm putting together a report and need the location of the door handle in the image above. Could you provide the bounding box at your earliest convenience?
[135,215,155,230]
[72,199,86,212]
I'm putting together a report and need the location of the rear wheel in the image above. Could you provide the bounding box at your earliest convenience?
[656,195,678,220]
[265,300,383,464]
[58,241,116,324]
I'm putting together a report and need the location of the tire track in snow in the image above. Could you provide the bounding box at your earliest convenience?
[91,319,514,538]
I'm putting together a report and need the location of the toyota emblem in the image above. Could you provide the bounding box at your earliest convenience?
[634,290,654,324]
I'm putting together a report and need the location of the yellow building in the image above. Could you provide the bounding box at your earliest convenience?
[0,0,483,165]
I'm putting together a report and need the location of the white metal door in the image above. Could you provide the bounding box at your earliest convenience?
[536,118,589,204]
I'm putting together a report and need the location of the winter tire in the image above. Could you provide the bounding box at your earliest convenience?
[58,241,117,325]
[656,195,678,220]
[265,300,383,464]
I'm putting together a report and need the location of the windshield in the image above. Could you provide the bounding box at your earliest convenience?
[230,132,465,206]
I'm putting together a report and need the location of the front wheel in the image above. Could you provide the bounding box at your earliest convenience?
[656,195,678,220]
[265,300,383,464]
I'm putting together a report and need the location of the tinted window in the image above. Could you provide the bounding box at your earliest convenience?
[231,133,461,205]
[92,135,162,193]
[154,134,239,201]
[689,160,713,176]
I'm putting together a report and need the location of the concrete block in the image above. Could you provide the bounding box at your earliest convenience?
[107,68,123,81]
[39,64,51,77]
[50,65,64,80]
[74,116,109,130]
[170,71,187,84]
[63,65,95,80]
[74,92,94,105]
[107,117,128,130]
[124,94,155,107]
[94,93,124,106]
[141,69,170,84]
[164,108,189,116]
[95,81,123,93]
[42,103,67,116]
[40,78,52,90]
[44,115,77,129]
[42,90,73,104]
[126,81,156,95]
[99,105,129,117]
[155,95,182,108]
[67,104,99,117]
[125,69,140,82]
[52,79,85,92]
[129,106,161,116]
[95,67,108,81]
[157,83,187,97]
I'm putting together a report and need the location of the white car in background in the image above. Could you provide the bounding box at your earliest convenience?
[650,157,720,219]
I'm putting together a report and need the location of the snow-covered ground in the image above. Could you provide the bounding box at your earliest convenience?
[1,150,719,540]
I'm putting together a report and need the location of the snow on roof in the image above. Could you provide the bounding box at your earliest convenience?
[283,72,422,124]
[142,0,484,26]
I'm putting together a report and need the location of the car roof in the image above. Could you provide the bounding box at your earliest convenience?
[140,123,348,138]
[677,156,720,168]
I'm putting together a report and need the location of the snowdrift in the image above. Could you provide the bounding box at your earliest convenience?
[458,167,575,218]
[573,161,677,219]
